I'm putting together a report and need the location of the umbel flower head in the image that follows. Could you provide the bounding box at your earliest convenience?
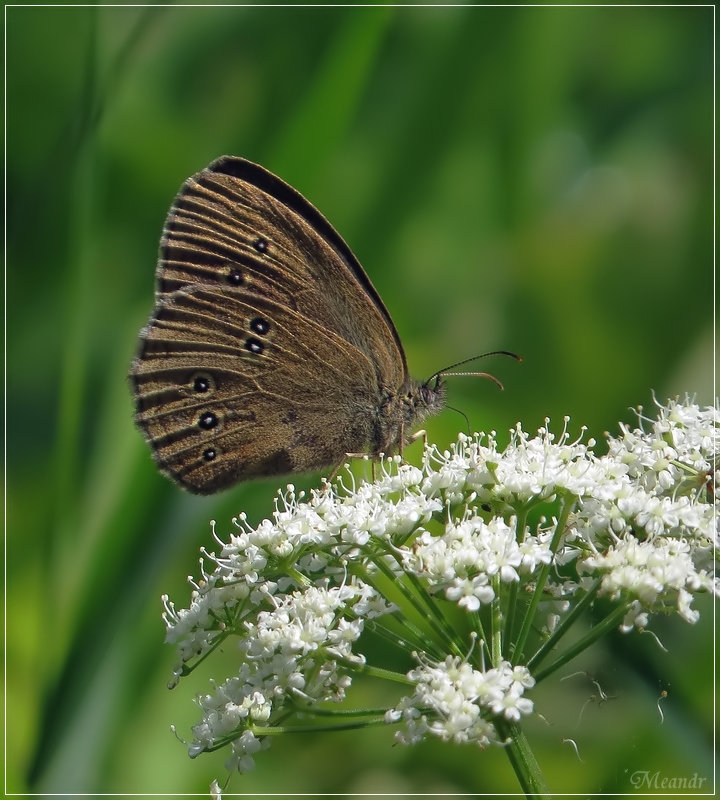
[162,396,718,787]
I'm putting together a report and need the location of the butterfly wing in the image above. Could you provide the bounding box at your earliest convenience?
[156,156,407,390]
[130,157,418,492]
[131,285,384,493]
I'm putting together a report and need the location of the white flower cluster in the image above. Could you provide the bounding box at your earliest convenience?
[387,656,535,747]
[572,398,718,630]
[421,415,604,504]
[163,397,717,773]
[408,517,553,611]
[187,583,364,772]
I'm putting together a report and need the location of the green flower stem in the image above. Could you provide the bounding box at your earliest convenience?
[286,565,312,587]
[349,560,438,653]
[503,582,519,659]
[404,570,467,658]
[207,716,390,751]
[532,602,629,682]
[468,608,489,654]
[503,507,530,655]
[495,719,551,799]
[335,658,414,685]
[490,574,503,667]
[302,704,393,717]
[364,546,465,659]
[363,614,431,657]
[254,716,389,736]
[511,492,576,664]
[178,628,234,677]
[526,577,602,673]
[514,505,530,545]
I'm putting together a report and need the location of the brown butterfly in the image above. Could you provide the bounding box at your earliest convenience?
[129,157,450,494]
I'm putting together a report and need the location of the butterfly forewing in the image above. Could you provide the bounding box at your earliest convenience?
[157,157,407,388]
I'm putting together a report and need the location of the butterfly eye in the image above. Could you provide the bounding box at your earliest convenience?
[249,317,270,335]
[198,411,219,430]
[227,268,245,286]
[245,337,264,355]
[191,373,215,394]
[253,237,268,253]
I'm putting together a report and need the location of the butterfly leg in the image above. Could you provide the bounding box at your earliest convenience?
[399,421,428,458]
[325,453,374,486]
[344,452,376,481]
[409,429,428,448]
[324,462,345,486]
[399,428,428,462]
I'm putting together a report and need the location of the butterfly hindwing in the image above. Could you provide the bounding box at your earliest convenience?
[131,285,381,493]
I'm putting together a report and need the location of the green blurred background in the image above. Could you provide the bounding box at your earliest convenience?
[6,4,714,795]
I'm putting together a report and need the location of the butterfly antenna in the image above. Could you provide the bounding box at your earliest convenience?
[424,350,522,388]
[443,370,506,390]
[446,404,472,434]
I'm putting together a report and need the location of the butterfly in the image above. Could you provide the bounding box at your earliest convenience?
[129,157,448,493]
